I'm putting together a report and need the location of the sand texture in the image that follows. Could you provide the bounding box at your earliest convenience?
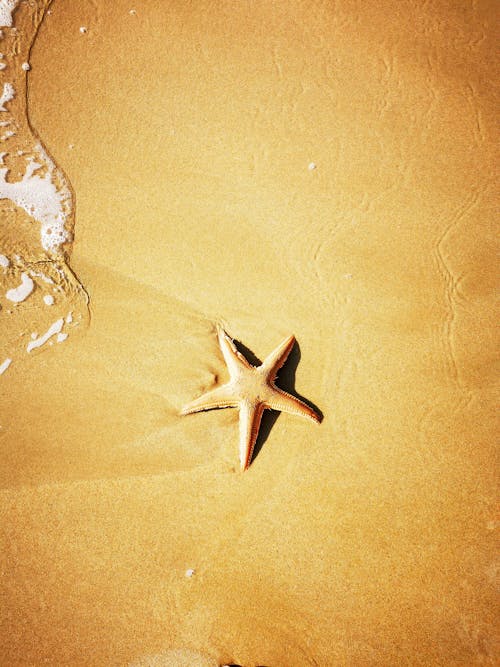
[0,1,498,665]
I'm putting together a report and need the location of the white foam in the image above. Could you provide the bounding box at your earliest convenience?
[0,143,72,254]
[56,332,68,343]
[0,253,8,267]
[43,294,54,305]
[0,82,14,111]
[0,0,20,28]
[5,271,33,302]
[21,62,30,71]
[27,318,63,352]
[66,311,73,324]
[0,357,12,375]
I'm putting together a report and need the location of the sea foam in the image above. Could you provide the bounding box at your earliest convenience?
[0,144,72,254]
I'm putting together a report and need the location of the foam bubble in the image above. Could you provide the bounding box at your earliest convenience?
[27,318,64,352]
[5,271,34,302]
[0,82,14,111]
[1,129,15,140]
[0,357,12,375]
[0,143,72,254]
[0,0,20,28]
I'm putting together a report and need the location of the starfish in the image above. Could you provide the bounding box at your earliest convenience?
[181,327,321,471]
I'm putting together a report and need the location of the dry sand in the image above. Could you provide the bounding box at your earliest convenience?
[0,0,498,665]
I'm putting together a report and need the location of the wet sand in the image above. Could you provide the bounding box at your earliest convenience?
[0,1,498,665]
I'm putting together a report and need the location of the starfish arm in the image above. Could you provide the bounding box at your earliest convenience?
[261,334,296,379]
[238,400,265,471]
[265,387,320,423]
[181,383,238,415]
[217,326,252,375]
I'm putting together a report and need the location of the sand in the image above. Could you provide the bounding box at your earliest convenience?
[0,0,498,665]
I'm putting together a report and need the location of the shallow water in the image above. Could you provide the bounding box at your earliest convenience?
[0,0,88,382]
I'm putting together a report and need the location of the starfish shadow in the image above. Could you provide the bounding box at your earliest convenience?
[233,337,323,465]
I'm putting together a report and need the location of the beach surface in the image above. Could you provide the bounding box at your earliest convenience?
[0,1,498,665]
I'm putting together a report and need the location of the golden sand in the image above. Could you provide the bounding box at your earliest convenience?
[0,1,498,664]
